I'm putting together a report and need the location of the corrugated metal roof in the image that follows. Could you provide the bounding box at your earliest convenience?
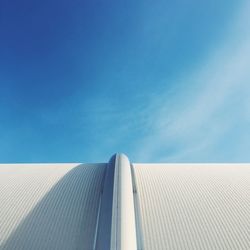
[0,163,106,250]
[133,163,250,250]
[0,157,250,250]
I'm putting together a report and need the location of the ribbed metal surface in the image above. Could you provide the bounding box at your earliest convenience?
[0,163,106,250]
[96,155,116,250]
[134,164,250,250]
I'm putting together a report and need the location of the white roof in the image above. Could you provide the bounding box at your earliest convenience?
[0,163,106,249]
[133,163,250,250]
[0,156,249,250]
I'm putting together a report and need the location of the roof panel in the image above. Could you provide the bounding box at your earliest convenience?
[0,163,106,250]
[133,164,250,250]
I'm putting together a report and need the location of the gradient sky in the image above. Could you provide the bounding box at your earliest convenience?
[0,0,250,163]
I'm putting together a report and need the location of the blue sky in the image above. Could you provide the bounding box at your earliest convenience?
[0,0,250,163]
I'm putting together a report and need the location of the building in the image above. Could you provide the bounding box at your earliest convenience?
[0,153,249,249]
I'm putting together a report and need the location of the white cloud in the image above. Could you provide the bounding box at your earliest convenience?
[134,2,250,162]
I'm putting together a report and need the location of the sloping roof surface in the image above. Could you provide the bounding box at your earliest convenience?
[0,156,250,250]
[133,163,250,250]
[0,163,106,250]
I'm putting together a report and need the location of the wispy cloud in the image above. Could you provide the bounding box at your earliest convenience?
[134,2,250,162]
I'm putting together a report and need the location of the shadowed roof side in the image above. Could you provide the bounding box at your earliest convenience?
[0,163,106,250]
